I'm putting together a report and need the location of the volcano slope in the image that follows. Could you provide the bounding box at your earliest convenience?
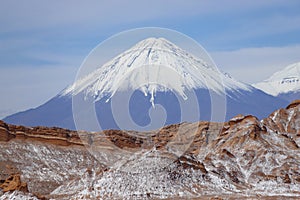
[0,100,300,199]
[4,37,287,131]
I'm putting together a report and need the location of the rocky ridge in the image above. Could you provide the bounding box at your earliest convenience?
[0,100,300,199]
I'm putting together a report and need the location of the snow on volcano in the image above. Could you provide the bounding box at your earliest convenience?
[62,37,250,105]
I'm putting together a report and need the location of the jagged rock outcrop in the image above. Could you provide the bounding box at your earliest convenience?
[0,174,28,193]
[0,121,83,145]
[286,99,300,109]
[0,100,300,199]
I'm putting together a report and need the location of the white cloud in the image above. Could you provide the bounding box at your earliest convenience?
[212,45,300,84]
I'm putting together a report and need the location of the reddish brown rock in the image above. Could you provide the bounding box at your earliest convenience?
[0,121,14,142]
[286,99,300,109]
[177,156,207,173]
[0,100,299,199]
[0,174,28,193]
[0,120,83,146]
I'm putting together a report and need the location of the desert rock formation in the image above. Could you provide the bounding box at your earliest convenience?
[0,100,299,199]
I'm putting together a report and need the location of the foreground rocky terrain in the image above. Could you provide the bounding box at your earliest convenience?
[0,100,300,199]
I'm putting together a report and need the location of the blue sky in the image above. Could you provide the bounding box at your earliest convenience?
[1,0,300,118]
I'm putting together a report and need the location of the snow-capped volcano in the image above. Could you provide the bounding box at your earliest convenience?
[253,62,300,97]
[4,38,287,131]
[63,37,250,105]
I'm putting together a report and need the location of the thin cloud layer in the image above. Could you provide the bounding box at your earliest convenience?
[212,45,300,83]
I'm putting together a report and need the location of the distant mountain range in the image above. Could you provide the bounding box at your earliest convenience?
[3,38,293,131]
[253,62,300,102]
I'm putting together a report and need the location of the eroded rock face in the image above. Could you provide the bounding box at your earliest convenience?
[0,174,28,193]
[0,122,104,198]
[0,100,299,199]
[286,99,300,109]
